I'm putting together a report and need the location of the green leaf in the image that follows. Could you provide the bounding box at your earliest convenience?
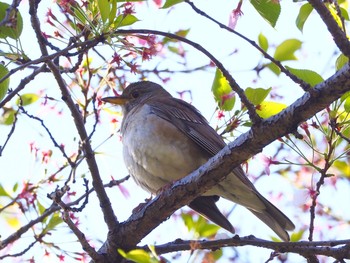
[266,62,281,75]
[333,160,350,177]
[0,184,11,197]
[43,213,63,234]
[198,222,220,237]
[72,5,87,25]
[162,0,184,9]
[113,14,139,28]
[118,249,157,263]
[0,2,23,39]
[16,93,39,106]
[274,39,302,61]
[211,68,235,111]
[258,33,269,52]
[182,213,195,231]
[0,108,15,125]
[285,66,324,87]
[0,64,9,102]
[341,91,350,103]
[97,0,110,23]
[296,3,313,32]
[290,229,305,242]
[37,200,46,215]
[335,53,348,71]
[249,0,281,27]
[163,29,190,44]
[12,182,18,192]
[344,96,350,112]
[340,7,349,21]
[256,101,287,118]
[245,87,271,105]
[109,0,117,26]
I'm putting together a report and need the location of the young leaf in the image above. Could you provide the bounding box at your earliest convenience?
[335,53,348,71]
[16,93,39,106]
[0,184,11,197]
[97,0,110,24]
[0,2,23,39]
[245,87,272,105]
[37,200,46,215]
[256,101,287,118]
[258,33,269,52]
[109,0,117,25]
[290,229,305,242]
[118,249,157,263]
[0,108,16,125]
[198,222,220,237]
[285,66,324,87]
[162,0,184,9]
[113,14,139,28]
[0,64,9,101]
[266,62,281,75]
[296,3,313,32]
[43,213,63,234]
[274,39,302,61]
[344,96,350,113]
[211,68,235,111]
[249,0,281,27]
[333,160,350,177]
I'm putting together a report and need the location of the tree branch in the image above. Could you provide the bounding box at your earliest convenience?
[307,0,350,57]
[141,236,350,260]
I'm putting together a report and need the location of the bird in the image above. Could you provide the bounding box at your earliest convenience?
[102,81,295,241]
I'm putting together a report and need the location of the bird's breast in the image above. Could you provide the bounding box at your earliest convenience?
[121,105,207,193]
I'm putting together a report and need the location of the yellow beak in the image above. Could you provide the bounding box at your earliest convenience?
[101,96,129,105]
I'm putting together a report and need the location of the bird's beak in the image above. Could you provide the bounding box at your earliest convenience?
[101,96,129,105]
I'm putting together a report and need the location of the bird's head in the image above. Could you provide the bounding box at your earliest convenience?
[102,81,171,114]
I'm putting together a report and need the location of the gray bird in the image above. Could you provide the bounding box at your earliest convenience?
[102,81,295,241]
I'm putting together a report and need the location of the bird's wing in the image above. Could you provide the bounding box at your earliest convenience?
[150,98,225,157]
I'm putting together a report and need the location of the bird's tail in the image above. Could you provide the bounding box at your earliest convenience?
[247,194,295,241]
[189,196,235,234]
[214,167,295,241]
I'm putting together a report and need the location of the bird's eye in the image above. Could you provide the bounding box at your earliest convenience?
[131,91,139,98]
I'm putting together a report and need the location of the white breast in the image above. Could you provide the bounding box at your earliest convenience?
[122,104,207,193]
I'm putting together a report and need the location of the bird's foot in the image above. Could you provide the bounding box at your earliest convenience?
[132,195,153,213]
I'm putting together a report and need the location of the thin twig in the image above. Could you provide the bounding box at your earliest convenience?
[115,29,262,124]
[0,106,19,156]
[184,0,312,92]
[0,240,38,260]
[19,106,75,167]
[0,64,47,109]
[62,209,103,262]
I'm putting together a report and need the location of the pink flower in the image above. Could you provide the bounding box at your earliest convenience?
[228,0,243,30]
